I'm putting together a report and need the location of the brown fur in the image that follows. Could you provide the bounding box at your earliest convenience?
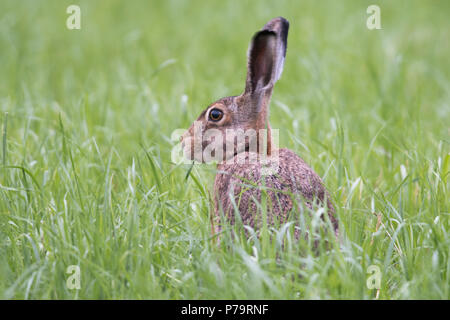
[214,149,338,235]
[181,17,338,239]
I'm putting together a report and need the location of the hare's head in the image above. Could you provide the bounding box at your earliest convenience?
[181,17,289,163]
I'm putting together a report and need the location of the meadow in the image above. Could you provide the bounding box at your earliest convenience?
[0,0,448,299]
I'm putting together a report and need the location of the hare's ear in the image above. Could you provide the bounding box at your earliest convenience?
[244,17,289,96]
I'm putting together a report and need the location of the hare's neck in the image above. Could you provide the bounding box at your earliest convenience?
[257,124,273,156]
[256,103,273,156]
[216,126,275,171]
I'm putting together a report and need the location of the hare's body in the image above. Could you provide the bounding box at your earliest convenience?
[214,149,338,234]
[181,17,338,237]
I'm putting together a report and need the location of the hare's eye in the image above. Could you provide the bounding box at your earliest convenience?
[209,108,223,122]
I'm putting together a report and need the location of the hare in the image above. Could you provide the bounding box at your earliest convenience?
[181,17,338,238]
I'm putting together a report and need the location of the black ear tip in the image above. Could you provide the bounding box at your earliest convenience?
[262,17,289,46]
[277,17,289,52]
[263,17,289,34]
[277,16,290,30]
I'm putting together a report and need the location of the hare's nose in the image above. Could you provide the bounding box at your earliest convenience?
[180,130,190,143]
[180,133,187,145]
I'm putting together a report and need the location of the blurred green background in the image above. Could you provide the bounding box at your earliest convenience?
[0,0,448,299]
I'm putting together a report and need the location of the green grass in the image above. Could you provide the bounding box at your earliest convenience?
[0,0,449,299]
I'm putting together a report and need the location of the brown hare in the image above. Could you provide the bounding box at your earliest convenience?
[181,17,338,238]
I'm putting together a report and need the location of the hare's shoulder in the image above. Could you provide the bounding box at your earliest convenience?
[213,149,335,223]
[214,149,324,193]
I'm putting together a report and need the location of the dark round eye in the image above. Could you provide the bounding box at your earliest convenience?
[209,108,223,122]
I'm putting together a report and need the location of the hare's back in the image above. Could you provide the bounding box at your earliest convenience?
[214,148,335,228]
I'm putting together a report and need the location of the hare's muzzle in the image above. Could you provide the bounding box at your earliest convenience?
[180,130,196,161]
